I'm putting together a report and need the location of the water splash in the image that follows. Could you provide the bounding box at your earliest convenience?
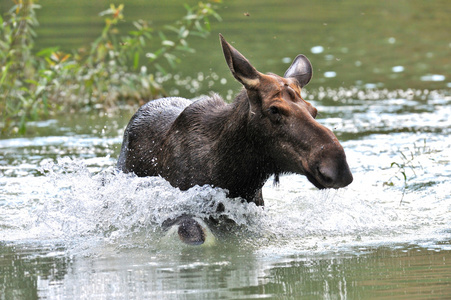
[1,141,450,255]
[2,158,263,247]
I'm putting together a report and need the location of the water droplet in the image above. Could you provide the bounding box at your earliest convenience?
[282,57,291,63]
[310,46,324,54]
[420,74,445,82]
[392,66,404,73]
[325,54,334,61]
[365,83,377,89]
[324,71,336,78]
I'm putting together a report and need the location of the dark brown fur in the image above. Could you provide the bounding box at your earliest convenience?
[117,35,353,206]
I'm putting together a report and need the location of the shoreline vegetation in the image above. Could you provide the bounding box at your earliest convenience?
[0,0,222,135]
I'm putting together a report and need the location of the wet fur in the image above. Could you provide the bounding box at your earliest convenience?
[117,92,277,205]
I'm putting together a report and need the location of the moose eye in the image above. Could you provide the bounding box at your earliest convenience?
[269,106,279,115]
[268,106,283,123]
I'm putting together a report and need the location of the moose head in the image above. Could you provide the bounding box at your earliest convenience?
[220,34,353,190]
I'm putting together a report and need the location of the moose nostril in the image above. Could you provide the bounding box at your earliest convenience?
[317,166,335,185]
[318,168,334,185]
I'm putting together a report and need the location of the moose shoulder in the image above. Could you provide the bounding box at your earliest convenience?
[117,34,353,205]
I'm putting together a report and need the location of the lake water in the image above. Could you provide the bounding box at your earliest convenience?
[1,0,451,299]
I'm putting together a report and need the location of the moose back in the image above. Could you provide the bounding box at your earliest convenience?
[117,34,353,206]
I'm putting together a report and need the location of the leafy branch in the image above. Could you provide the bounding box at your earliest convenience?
[89,2,221,74]
[0,1,222,136]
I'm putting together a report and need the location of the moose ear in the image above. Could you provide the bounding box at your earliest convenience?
[284,55,313,88]
[220,34,260,89]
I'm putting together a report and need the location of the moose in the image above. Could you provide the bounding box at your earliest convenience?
[117,34,353,245]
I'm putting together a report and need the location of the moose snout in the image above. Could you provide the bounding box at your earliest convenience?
[308,143,353,189]
[317,160,353,189]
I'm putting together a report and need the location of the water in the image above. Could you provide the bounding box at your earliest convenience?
[1,0,451,298]
[1,92,450,298]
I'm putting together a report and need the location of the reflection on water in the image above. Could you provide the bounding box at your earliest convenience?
[1,242,450,299]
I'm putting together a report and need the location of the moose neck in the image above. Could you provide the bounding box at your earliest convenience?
[212,90,277,202]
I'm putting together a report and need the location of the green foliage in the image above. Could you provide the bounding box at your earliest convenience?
[0,0,222,136]
[0,0,42,135]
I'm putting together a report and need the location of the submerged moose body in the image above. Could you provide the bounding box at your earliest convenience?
[117,34,353,244]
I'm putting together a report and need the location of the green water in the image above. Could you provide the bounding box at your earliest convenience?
[1,0,450,299]
[1,0,450,93]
